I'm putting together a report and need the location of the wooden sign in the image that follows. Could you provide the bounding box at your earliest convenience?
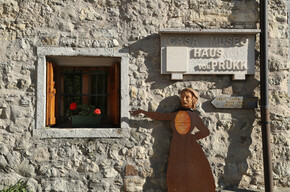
[211,96,258,109]
[175,111,191,135]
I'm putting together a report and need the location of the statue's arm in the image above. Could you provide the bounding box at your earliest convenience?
[131,109,174,121]
[192,115,210,140]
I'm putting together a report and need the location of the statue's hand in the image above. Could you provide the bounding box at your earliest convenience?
[130,109,143,116]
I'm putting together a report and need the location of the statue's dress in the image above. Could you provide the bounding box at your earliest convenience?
[166,110,216,192]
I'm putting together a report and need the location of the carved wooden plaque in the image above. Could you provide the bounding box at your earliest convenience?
[174,111,191,135]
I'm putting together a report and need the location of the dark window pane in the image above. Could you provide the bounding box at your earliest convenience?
[63,72,82,118]
[58,67,112,128]
[91,72,108,115]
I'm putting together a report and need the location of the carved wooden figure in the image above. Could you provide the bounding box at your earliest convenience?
[131,88,216,192]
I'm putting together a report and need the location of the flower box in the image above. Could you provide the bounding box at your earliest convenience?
[71,115,101,128]
[68,102,102,128]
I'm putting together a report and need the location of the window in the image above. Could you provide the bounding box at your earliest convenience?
[46,58,120,128]
[35,47,129,138]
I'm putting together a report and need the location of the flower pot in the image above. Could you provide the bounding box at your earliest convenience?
[71,115,101,128]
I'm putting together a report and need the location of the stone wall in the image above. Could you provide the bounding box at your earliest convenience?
[0,0,289,191]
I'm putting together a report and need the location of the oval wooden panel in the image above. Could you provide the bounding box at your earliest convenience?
[175,111,191,135]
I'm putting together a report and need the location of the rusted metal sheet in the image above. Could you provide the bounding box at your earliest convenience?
[131,88,216,191]
[167,111,215,192]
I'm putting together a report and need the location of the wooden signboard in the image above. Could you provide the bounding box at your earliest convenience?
[211,96,258,109]
[175,111,191,135]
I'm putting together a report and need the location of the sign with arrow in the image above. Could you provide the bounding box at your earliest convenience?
[211,96,258,109]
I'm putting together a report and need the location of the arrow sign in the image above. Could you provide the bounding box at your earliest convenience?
[211,97,258,109]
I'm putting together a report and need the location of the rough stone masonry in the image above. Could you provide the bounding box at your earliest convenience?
[0,0,289,192]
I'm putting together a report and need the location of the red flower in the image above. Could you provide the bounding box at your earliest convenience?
[69,102,77,110]
[94,108,101,115]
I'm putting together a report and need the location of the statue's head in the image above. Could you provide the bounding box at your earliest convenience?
[180,88,199,109]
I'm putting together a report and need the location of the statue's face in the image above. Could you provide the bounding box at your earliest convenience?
[181,91,196,109]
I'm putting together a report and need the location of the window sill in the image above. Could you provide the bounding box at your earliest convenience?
[33,127,130,138]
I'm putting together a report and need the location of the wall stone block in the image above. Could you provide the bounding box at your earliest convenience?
[124,176,146,192]
[125,164,138,176]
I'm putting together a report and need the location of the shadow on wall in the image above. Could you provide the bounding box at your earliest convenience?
[129,97,258,191]
[126,33,176,191]
[219,110,255,190]
[126,34,173,89]
[129,96,181,191]
[218,0,260,188]
[202,76,259,190]
[127,32,260,190]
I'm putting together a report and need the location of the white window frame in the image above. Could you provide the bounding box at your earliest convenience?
[35,47,130,138]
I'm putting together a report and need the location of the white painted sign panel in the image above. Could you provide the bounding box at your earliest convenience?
[160,29,260,80]
[211,97,258,109]
[166,46,188,72]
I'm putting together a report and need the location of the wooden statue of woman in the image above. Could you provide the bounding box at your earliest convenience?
[131,88,216,192]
